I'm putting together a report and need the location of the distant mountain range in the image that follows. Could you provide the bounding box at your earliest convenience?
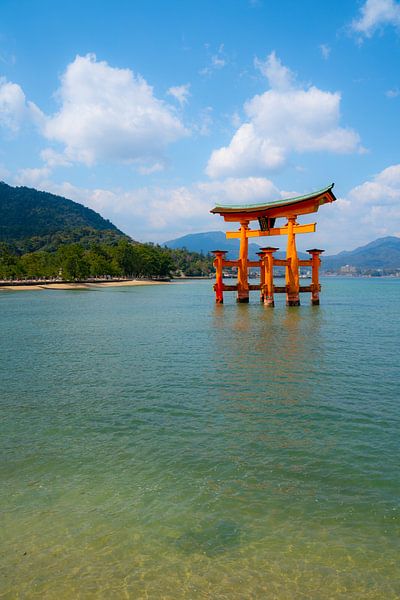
[0,181,128,252]
[323,236,400,270]
[164,231,400,270]
[164,231,265,260]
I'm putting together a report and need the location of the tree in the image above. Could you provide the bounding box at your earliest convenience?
[56,244,90,280]
[0,243,24,279]
[86,244,116,277]
[20,251,57,278]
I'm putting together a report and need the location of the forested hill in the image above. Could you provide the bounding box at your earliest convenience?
[0,182,215,279]
[0,181,127,252]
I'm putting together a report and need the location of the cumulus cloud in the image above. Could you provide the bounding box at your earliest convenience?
[14,167,52,187]
[311,164,400,252]
[254,52,293,90]
[40,148,72,168]
[351,0,400,37]
[197,176,280,204]
[206,52,361,178]
[43,54,188,170]
[13,172,283,242]
[167,83,191,106]
[0,77,44,132]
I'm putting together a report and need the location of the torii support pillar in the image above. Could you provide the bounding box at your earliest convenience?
[307,249,324,305]
[212,250,227,303]
[237,221,249,303]
[286,216,300,306]
[256,251,266,303]
[261,247,279,307]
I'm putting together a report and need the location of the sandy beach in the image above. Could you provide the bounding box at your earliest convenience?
[0,280,170,291]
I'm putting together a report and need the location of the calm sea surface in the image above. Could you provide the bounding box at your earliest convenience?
[1,279,399,599]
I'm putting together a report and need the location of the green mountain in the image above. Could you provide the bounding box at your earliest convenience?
[0,181,127,252]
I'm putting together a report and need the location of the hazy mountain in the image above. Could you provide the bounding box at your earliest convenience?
[322,236,400,270]
[165,231,400,270]
[0,181,128,252]
[164,231,308,261]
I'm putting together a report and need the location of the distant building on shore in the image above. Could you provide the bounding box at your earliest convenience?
[340,264,358,275]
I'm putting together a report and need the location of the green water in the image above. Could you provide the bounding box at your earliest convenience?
[1,279,399,599]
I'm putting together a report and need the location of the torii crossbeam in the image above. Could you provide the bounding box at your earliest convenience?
[210,184,336,306]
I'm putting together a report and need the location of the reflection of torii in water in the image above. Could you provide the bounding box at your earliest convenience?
[210,184,336,306]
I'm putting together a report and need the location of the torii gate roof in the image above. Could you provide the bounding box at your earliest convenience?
[210,183,336,221]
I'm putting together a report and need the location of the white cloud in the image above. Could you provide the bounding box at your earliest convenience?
[254,52,293,90]
[96,175,283,240]
[351,0,400,37]
[14,167,51,187]
[320,44,331,59]
[167,83,191,106]
[12,172,282,242]
[40,148,72,168]
[43,54,188,170]
[200,44,228,76]
[386,88,400,98]
[0,77,44,132]
[311,165,400,252]
[197,176,280,204]
[206,52,362,178]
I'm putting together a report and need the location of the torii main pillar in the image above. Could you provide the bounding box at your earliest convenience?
[237,221,250,302]
[285,216,300,306]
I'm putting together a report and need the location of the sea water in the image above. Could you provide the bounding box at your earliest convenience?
[1,279,399,599]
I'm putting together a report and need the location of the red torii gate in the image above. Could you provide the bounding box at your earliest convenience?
[210,184,336,306]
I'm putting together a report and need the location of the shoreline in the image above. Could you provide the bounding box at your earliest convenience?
[0,279,171,291]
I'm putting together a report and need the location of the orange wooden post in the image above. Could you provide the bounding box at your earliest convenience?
[286,216,300,306]
[256,250,266,302]
[307,249,324,305]
[237,221,249,303]
[261,247,279,307]
[212,250,227,303]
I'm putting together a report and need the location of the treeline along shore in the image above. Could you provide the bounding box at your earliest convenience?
[0,239,215,282]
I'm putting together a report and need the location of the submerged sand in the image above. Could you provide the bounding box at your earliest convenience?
[0,280,170,291]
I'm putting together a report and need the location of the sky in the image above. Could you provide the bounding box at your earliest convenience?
[0,0,399,253]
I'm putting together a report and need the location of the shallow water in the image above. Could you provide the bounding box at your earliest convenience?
[1,279,399,598]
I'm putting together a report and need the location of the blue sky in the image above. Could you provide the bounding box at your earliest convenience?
[1,0,399,252]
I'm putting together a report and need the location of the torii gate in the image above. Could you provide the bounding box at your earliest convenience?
[210,184,336,306]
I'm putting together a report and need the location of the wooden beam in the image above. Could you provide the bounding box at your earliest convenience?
[226,223,316,239]
[298,259,313,267]
[222,260,239,267]
[273,259,290,267]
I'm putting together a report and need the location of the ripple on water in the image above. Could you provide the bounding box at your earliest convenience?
[1,280,400,598]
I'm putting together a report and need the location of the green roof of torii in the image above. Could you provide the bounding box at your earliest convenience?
[210,183,336,214]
